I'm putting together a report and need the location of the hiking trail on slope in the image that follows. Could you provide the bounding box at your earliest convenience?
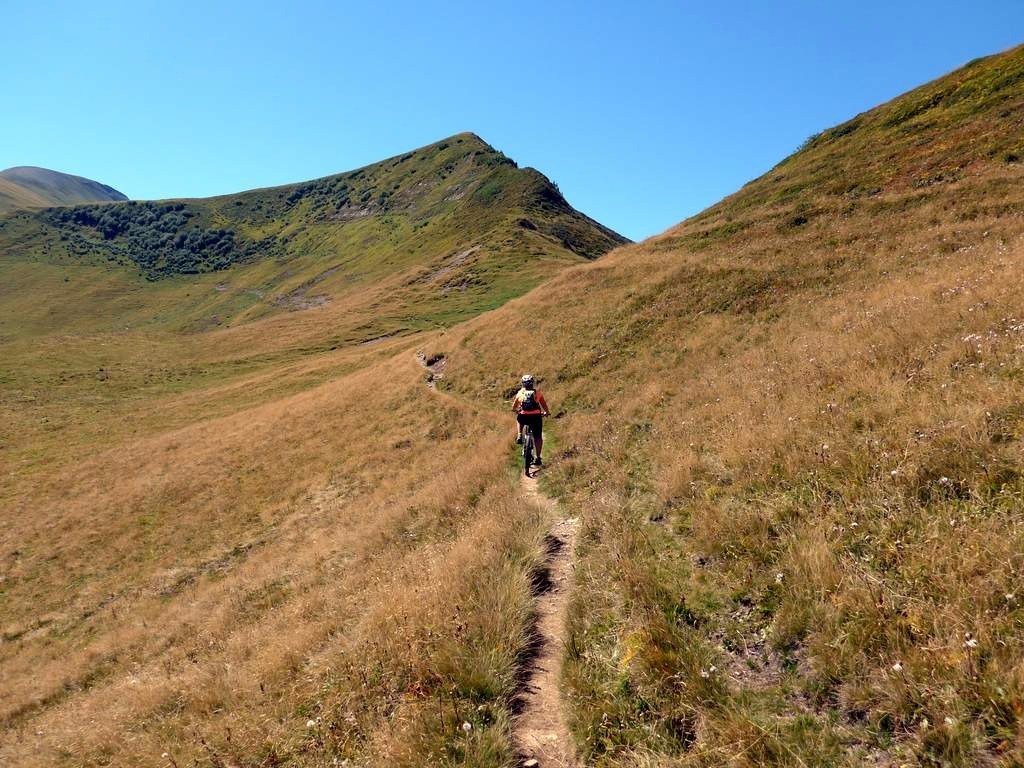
[414,351,580,767]
[514,472,580,768]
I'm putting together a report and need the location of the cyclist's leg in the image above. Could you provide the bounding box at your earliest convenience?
[534,415,543,461]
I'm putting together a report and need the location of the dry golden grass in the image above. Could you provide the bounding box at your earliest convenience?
[0,348,564,766]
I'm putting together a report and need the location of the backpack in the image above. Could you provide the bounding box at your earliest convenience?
[520,387,538,411]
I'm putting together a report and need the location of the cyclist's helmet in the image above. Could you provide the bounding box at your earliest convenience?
[521,374,535,388]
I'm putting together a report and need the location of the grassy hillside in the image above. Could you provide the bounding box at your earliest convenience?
[1,343,550,767]
[1,133,623,331]
[4,46,1024,768]
[0,133,625,499]
[0,166,127,212]
[432,44,1024,766]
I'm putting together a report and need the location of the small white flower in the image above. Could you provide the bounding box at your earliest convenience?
[891,661,903,672]
[965,638,978,649]
[850,521,859,528]
[700,668,710,679]
[775,572,784,584]
[306,719,317,728]
[890,469,900,476]
[709,665,717,673]
[1006,593,1016,602]
[944,716,956,726]
[461,721,472,734]
[939,476,950,485]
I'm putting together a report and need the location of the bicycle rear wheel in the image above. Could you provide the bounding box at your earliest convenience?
[522,425,534,476]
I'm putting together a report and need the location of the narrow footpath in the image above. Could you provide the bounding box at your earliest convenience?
[415,351,580,767]
[513,471,580,768]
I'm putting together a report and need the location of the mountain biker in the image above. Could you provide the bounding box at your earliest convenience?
[512,374,549,466]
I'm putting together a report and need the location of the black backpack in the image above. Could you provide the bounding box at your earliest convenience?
[521,387,538,411]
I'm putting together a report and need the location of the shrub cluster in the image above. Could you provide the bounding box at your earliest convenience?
[45,201,276,277]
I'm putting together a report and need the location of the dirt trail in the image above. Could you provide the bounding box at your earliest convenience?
[413,350,580,766]
[514,472,580,768]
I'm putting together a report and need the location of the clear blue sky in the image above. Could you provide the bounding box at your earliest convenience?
[2,1,1020,240]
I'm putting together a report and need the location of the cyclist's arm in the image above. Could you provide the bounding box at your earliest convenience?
[537,392,550,415]
[511,393,522,413]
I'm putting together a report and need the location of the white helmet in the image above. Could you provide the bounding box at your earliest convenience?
[521,373,535,387]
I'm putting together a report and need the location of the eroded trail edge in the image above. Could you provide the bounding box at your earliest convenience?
[514,473,580,768]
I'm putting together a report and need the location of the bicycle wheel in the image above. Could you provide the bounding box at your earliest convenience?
[522,425,534,476]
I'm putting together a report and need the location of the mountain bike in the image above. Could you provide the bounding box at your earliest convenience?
[521,422,537,477]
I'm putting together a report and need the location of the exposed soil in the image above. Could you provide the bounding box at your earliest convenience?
[360,333,397,346]
[273,292,330,311]
[329,202,376,220]
[513,472,580,768]
[272,264,343,310]
[415,350,447,389]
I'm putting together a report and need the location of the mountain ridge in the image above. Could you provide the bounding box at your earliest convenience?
[0,132,627,348]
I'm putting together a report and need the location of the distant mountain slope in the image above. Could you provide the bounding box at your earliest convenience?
[0,166,126,211]
[0,133,626,343]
